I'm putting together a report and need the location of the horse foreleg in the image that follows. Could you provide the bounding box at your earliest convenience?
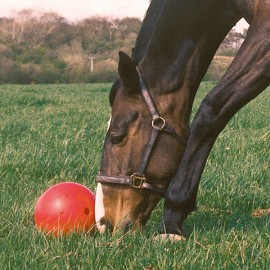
[161,21,270,235]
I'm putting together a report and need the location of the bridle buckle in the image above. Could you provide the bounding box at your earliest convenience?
[152,116,166,130]
[130,174,146,188]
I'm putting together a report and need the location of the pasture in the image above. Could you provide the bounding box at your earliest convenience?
[0,82,269,269]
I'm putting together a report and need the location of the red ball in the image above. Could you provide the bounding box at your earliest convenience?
[34,182,95,236]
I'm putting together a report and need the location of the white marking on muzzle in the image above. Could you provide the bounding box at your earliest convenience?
[95,115,111,234]
[107,115,112,131]
[95,183,107,233]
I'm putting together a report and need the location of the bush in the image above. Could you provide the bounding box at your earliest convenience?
[87,59,118,83]
[204,56,234,81]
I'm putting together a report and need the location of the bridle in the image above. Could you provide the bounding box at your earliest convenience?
[96,67,187,197]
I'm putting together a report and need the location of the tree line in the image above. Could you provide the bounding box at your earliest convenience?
[0,10,246,84]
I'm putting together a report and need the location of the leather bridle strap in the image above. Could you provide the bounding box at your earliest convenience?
[137,67,160,120]
[96,67,187,197]
[137,67,187,146]
[136,68,172,175]
[95,175,166,197]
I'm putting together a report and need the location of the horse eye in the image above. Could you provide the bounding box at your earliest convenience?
[110,133,126,145]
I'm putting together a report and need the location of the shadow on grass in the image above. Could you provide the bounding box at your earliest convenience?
[183,206,269,237]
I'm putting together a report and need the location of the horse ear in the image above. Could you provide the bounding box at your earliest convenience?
[118,51,140,95]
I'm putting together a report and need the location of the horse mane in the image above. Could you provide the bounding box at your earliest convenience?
[132,0,167,64]
[109,1,167,106]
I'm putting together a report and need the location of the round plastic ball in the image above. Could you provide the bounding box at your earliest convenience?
[34,182,95,236]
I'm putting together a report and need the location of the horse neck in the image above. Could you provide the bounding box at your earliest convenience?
[135,0,240,127]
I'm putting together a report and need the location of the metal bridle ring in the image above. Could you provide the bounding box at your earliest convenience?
[152,117,166,130]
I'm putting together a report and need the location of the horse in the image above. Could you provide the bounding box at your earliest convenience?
[95,0,270,237]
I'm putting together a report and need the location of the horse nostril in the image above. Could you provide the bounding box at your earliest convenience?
[106,222,113,233]
[124,223,133,233]
[100,219,113,234]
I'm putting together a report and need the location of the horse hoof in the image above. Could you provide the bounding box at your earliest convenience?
[154,233,186,242]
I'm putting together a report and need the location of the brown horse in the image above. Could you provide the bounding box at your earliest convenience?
[95,0,270,236]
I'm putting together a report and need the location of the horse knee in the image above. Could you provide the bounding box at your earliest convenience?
[192,98,222,138]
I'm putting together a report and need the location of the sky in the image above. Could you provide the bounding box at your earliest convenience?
[0,0,149,20]
[1,0,248,31]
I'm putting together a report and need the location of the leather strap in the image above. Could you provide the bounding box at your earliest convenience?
[96,175,166,197]
[137,127,160,175]
[137,67,160,120]
[137,67,187,146]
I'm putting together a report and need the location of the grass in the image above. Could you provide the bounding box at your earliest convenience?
[0,82,269,269]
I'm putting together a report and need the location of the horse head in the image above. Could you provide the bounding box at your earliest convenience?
[95,52,188,233]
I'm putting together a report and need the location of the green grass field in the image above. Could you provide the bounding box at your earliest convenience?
[0,82,269,269]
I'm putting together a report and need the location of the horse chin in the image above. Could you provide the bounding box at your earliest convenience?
[95,183,161,234]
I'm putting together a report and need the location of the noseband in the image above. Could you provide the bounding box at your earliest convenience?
[96,67,187,197]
